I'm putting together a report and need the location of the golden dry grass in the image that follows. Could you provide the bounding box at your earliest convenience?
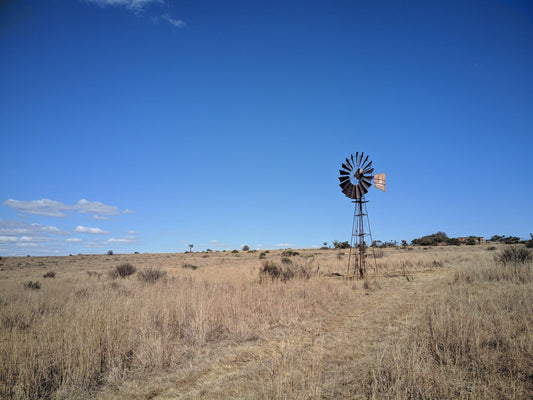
[0,244,531,399]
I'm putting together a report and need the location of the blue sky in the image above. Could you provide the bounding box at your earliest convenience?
[1,0,532,256]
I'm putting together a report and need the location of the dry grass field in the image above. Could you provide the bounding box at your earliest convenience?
[1,244,532,399]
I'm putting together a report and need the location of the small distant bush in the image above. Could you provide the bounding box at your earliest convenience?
[110,263,136,278]
[43,271,56,278]
[182,262,198,270]
[487,246,497,251]
[231,249,239,254]
[281,249,299,257]
[107,250,114,255]
[496,246,533,266]
[259,252,267,259]
[241,245,250,251]
[23,281,41,290]
[137,268,166,283]
[134,251,139,254]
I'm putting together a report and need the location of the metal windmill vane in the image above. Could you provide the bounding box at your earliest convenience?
[338,152,386,277]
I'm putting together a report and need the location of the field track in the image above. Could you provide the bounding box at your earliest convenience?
[99,269,450,399]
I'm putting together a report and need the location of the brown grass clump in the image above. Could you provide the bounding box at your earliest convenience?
[137,268,166,283]
[22,281,40,290]
[109,263,136,278]
[259,260,314,282]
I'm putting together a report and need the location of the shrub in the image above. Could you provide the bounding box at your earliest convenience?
[281,257,292,265]
[231,249,239,254]
[137,268,166,283]
[487,246,497,251]
[23,281,41,290]
[110,263,136,278]
[281,249,299,257]
[43,271,56,278]
[496,246,533,266]
[259,260,313,282]
[241,245,250,251]
[182,263,198,270]
[259,252,267,259]
[107,250,114,255]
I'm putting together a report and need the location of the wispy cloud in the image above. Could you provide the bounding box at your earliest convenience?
[161,13,186,28]
[125,230,139,234]
[275,243,295,248]
[84,0,163,13]
[66,238,83,243]
[107,236,138,243]
[123,209,135,214]
[83,0,186,29]
[74,226,109,234]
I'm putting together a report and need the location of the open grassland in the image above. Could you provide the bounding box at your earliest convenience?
[0,245,531,399]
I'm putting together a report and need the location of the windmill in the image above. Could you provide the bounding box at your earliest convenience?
[338,152,386,277]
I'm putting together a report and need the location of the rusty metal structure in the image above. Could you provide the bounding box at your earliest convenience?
[338,153,386,277]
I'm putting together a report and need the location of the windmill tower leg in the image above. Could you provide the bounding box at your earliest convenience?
[347,198,367,277]
[347,197,376,278]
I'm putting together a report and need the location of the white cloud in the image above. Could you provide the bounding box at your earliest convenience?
[275,243,295,248]
[107,236,137,243]
[123,209,135,214]
[92,215,110,220]
[3,198,127,218]
[74,226,109,234]
[0,219,69,236]
[3,199,70,217]
[161,13,186,28]
[76,199,120,215]
[66,238,83,243]
[125,230,139,234]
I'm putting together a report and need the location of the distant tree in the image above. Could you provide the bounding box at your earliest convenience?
[242,245,250,251]
[333,240,350,249]
[401,240,408,247]
[107,250,113,255]
[188,244,194,253]
[323,242,328,247]
[206,248,213,252]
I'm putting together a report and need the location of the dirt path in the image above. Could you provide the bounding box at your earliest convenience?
[101,269,451,399]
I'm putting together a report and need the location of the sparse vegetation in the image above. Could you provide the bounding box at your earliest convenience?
[42,271,56,278]
[241,244,250,251]
[1,246,531,399]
